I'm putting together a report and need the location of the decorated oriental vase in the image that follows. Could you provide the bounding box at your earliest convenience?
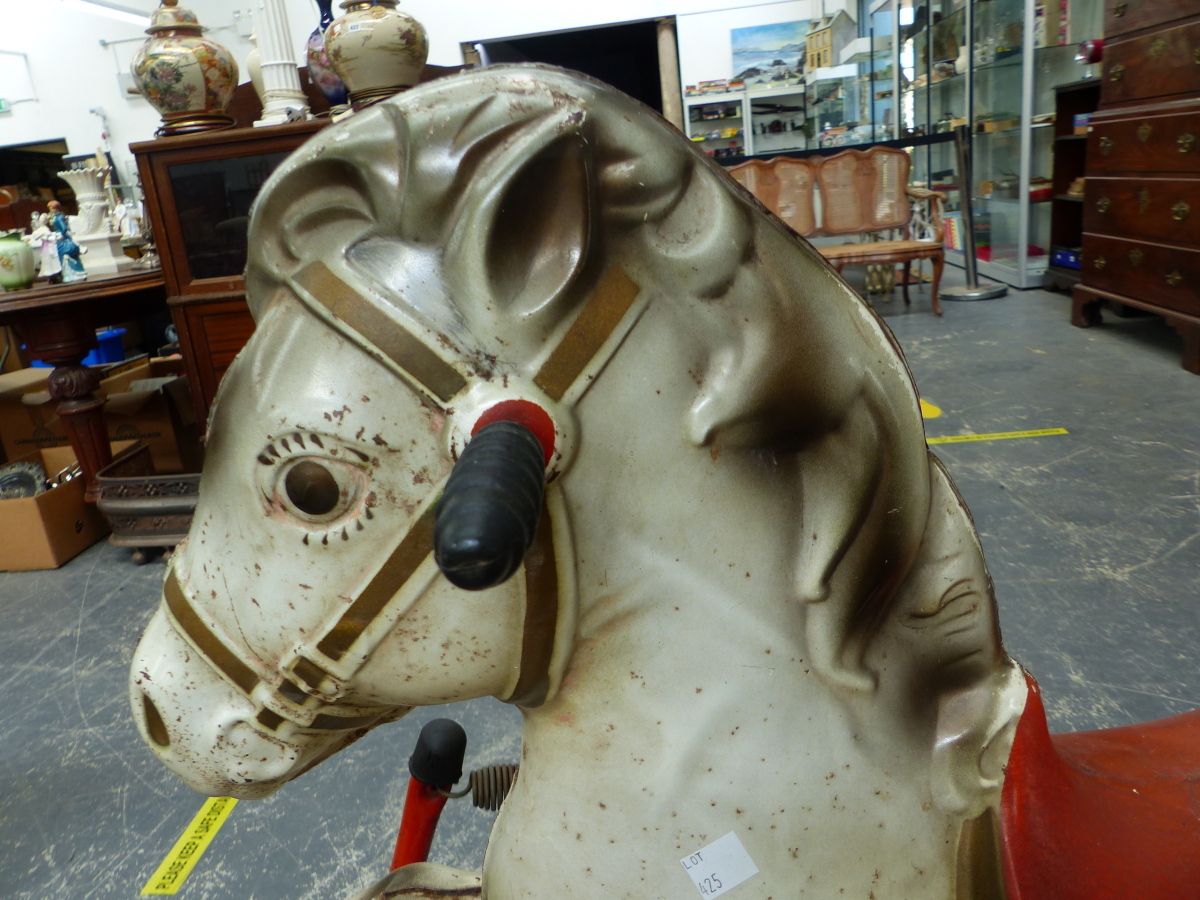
[306,0,349,107]
[325,0,428,109]
[131,0,239,136]
[0,231,36,291]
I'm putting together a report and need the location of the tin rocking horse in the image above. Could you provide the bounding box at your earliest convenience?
[129,66,1200,900]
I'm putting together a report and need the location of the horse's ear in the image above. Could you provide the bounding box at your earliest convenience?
[443,112,593,324]
[245,106,406,318]
[484,134,590,319]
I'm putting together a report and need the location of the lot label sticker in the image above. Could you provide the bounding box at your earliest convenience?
[681,832,759,899]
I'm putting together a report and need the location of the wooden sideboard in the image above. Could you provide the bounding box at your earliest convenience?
[0,271,167,497]
[1073,0,1200,373]
[130,119,328,423]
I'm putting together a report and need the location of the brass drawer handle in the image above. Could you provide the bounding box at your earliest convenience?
[1098,135,1114,155]
[1097,197,1111,213]
[1129,249,1144,266]
[1166,270,1183,287]
[1150,38,1167,59]
[1173,201,1191,221]
[1110,63,1125,81]
[1180,133,1197,153]
[1095,255,1107,270]
[1137,123,1153,142]
[1113,0,1127,15]
[1194,48,1200,65]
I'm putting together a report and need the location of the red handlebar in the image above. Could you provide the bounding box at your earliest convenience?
[390,777,450,870]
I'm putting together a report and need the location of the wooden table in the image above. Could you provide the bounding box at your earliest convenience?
[0,270,168,499]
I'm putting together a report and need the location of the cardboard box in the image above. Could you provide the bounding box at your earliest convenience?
[0,441,135,571]
[0,358,202,473]
[97,358,203,473]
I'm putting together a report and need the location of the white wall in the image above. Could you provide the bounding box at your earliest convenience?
[0,0,854,193]
[677,1,815,88]
[0,0,328,188]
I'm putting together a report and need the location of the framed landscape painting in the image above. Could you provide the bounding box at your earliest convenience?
[732,20,808,88]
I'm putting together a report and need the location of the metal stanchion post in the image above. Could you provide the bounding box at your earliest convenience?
[942,124,1007,301]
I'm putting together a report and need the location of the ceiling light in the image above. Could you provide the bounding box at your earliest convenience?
[60,0,151,28]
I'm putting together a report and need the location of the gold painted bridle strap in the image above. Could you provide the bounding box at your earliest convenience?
[166,262,642,732]
[294,262,467,402]
[163,571,391,732]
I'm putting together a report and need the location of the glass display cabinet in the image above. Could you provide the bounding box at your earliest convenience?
[895,0,1102,287]
[698,0,1104,290]
[808,4,896,149]
[960,0,1099,285]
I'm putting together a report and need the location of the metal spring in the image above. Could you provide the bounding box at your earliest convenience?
[440,764,519,810]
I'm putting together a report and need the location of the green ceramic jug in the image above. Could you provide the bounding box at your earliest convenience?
[0,231,36,292]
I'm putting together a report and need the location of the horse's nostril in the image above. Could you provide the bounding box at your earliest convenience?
[143,693,171,748]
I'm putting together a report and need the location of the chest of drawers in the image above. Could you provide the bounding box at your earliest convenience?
[1073,4,1200,373]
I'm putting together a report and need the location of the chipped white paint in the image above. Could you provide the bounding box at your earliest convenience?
[130,66,1029,900]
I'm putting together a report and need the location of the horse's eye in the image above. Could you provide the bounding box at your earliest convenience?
[285,461,340,516]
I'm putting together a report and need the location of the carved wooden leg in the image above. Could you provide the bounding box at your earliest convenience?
[902,261,911,306]
[50,366,109,500]
[930,253,944,317]
[1168,317,1200,374]
[18,314,109,501]
[1071,290,1103,327]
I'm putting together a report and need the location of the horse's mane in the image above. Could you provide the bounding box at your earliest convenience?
[243,64,997,707]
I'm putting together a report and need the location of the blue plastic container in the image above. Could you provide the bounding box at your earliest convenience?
[30,327,126,368]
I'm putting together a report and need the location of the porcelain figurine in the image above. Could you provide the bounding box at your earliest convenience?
[129,66,1200,900]
[26,214,62,280]
[46,202,86,283]
[324,0,427,109]
[131,0,238,136]
[0,230,37,291]
[306,0,349,107]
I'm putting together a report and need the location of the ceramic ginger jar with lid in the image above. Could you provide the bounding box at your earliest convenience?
[131,0,239,135]
[0,231,37,292]
[325,0,428,109]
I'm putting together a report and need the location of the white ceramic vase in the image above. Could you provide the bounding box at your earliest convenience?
[246,34,265,104]
[57,167,111,238]
[324,0,428,109]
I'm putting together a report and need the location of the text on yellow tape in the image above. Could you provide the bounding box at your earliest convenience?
[927,427,1069,445]
[141,797,238,895]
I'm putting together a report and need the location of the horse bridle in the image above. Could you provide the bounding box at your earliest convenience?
[161,262,645,739]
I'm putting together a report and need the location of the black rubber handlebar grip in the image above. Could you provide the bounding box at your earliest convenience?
[409,718,467,786]
[434,420,546,591]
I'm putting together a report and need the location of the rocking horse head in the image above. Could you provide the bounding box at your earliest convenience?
[130,65,1026,897]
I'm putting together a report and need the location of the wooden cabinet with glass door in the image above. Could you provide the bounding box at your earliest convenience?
[131,120,327,424]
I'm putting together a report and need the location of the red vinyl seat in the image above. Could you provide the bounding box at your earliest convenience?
[1000,674,1200,899]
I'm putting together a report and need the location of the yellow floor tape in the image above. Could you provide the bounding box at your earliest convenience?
[927,427,1069,445]
[141,797,238,895]
[919,398,942,419]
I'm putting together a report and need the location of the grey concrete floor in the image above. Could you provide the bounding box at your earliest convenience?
[1,270,1197,900]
